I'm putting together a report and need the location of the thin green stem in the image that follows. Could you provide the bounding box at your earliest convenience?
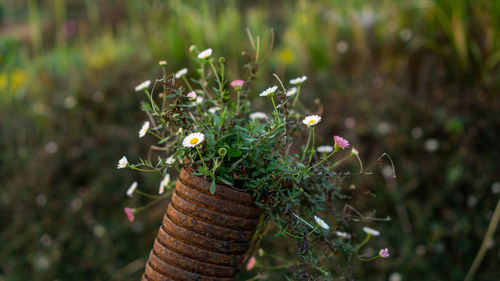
[357,254,381,262]
[195,101,203,117]
[211,157,223,176]
[301,129,312,161]
[182,75,193,92]
[355,234,372,253]
[236,90,241,115]
[306,225,320,236]
[144,89,159,115]
[270,95,278,119]
[148,130,163,140]
[208,60,224,105]
[328,152,353,170]
[160,66,167,112]
[128,165,157,173]
[353,151,364,173]
[310,148,339,169]
[307,127,316,166]
[195,146,209,172]
[135,190,163,199]
[292,84,302,106]
[134,190,173,212]
[200,62,208,97]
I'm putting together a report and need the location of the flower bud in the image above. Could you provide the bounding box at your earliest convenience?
[218,147,227,157]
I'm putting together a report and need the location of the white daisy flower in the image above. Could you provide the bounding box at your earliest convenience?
[134,80,151,92]
[139,121,150,138]
[166,155,175,164]
[159,173,170,195]
[363,226,380,236]
[249,112,268,120]
[198,48,212,59]
[175,68,188,78]
[126,181,137,197]
[259,86,278,97]
[290,76,307,85]
[286,87,297,97]
[208,107,219,114]
[335,231,351,239]
[117,156,128,169]
[183,132,205,148]
[303,115,322,127]
[317,145,334,153]
[195,96,203,104]
[158,60,167,66]
[314,216,330,230]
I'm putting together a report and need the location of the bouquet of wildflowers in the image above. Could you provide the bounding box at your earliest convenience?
[119,35,392,279]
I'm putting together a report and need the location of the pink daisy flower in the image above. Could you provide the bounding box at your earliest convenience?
[187,91,197,100]
[334,136,350,150]
[379,248,390,258]
[124,207,135,222]
[231,79,244,89]
[246,256,257,271]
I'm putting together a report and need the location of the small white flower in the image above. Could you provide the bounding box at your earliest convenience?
[259,86,278,97]
[175,68,188,78]
[317,145,334,153]
[286,87,297,97]
[134,80,151,92]
[158,60,167,66]
[303,115,322,127]
[117,156,128,169]
[351,147,359,156]
[183,132,205,148]
[126,181,137,197]
[159,173,170,195]
[198,48,212,59]
[335,231,351,239]
[139,121,150,138]
[314,216,330,230]
[290,76,307,85]
[249,112,268,120]
[208,107,219,114]
[166,155,175,164]
[363,226,380,236]
[195,96,204,104]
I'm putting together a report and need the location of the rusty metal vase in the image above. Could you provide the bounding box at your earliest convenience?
[141,169,261,281]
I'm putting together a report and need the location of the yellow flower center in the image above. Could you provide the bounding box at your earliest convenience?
[189,137,199,145]
[308,120,316,124]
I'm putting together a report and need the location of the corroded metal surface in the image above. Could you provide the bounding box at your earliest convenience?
[142,169,261,281]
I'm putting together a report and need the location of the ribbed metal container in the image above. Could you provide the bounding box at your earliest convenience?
[142,169,261,281]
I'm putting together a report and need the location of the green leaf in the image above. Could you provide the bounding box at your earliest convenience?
[219,178,233,186]
[228,148,242,158]
[210,179,216,194]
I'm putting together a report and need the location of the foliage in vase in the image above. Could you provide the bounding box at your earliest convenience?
[119,33,392,279]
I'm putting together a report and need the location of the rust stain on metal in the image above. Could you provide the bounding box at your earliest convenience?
[142,169,262,280]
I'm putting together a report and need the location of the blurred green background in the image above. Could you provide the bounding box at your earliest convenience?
[1,0,499,280]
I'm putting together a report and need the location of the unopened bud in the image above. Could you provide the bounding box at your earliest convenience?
[218,147,227,157]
